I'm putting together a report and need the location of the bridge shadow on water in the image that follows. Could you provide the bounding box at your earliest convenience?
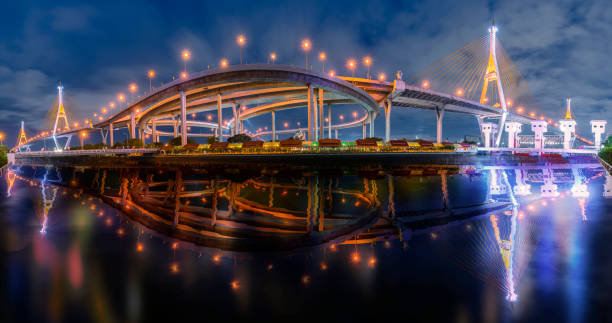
[1,160,611,322]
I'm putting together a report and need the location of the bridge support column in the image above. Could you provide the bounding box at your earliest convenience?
[130,111,136,139]
[217,93,223,141]
[152,120,157,143]
[504,122,522,148]
[480,123,496,148]
[362,123,366,139]
[307,84,313,141]
[271,111,276,142]
[172,116,178,138]
[232,102,237,136]
[590,120,607,148]
[369,112,375,138]
[435,105,445,144]
[328,103,332,139]
[109,123,114,147]
[313,89,318,141]
[139,129,145,146]
[180,91,187,145]
[335,129,338,139]
[384,100,392,142]
[531,120,548,150]
[318,89,324,141]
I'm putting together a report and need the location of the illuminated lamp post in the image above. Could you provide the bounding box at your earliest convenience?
[80,131,87,149]
[363,56,372,79]
[220,58,229,68]
[237,35,246,64]
[129,83,138,103]
[147,70,155,93]
[181,49,191,73]
[301,39,311,69]
[117,93,126,107]
[269,52,277,64]
[378,73,386,82]
[346,59,356,77]
[319,52,327,72]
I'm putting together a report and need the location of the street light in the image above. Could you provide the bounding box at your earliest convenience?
[117,93,126,106]
[378,73,386,81]
[129,83,138,102]
[328,70,336,78]
[180,71,188,79]
[181,49,191,72]
[0,133,3,146]
[109,102,116,109]
[147,70,155,92]
[220,58,229,68]
[339,115,344,121]
[80,131,87,149]
[237,35,246,64]
[363,56,372,79]
[319,52,327,72]
[346,59,357,77]
[301,39,311,69]
[352,111,358,119]
[269,52,277,64]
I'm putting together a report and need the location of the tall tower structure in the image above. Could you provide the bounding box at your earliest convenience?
[52,84,70,150]
[559,97,577,150]
[17,121,27,147]
[53,84,70,135]
[479,19,508,147]
[590,120,607,148]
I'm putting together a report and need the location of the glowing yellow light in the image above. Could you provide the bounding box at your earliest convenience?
[351,251,361,263]
[339,115,344,121]
[182,49,191,60]
[212,254,221,263]
[136,243,144,252]
[148,70,155,78]
[363,56,372,66]
[180,71,188,79]
[529,112,536,118]
[320,262,328,270]
[368,257,377,268]
[237,35,246,46]
[506,100,513,107]
[455,88,464,97]
[109,102,115,108]
[170,262,179,273]
[378,73,386,81]
[73,122,79,127]
[231,280,240,290]
[422,81,430,88]
[118,93,125,102]
[328,70,336,77]
[346,59,356,70]
[80,131,87,138]
[269,52,277,61]
[101,107,107,114]
[220,58,229,68]
[283,122,289,128]
[301,39,311,51]
[517,106,524,113]
[301,275,311,285]
[129,83,137,93]
[319,52,326,61]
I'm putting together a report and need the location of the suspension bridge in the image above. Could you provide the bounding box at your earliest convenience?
[11,21,607,157]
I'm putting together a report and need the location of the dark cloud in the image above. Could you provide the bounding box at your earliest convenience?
[0,0,610,145]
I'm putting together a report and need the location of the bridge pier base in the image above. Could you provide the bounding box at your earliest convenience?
[307,84,313,141]
[369,111,375,138]
[384,100,391,142]
[232,102,237,136]
[318,89,324,141]
[313,89,319,141]
[130,111,136,139]
[271,111,276,142]
[327,103,332,139]
[109,123,113,147]
[180,91,187,145]
[435,105,445,144]
[217,93,222,141]
[504,122,522,148]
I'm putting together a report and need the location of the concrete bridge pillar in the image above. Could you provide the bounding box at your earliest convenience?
[328,103,332,139]
[480,123,497,148]
[369,111,375,138]
[384,100,392,142]
[313,89,319,141]
[335,129,338,139]
[362,123,366,139]
[217,93,223,141]
[435,105,445,144]
[318,89,324,141]
[180,91,187,145]
[232,102,237,136]
[307,84,313,141]
[590,120,607,148]
[531,120,548,150]
[558,119,575,150]
[109,123,114,147]
[504,122,522,148]
[271,111,276,142]
[152,120,157,143]
[130,111,136,139]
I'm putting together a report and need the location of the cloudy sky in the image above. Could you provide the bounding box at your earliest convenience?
[0,0,610,144]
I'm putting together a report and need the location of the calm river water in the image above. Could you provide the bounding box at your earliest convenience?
[1,161,611,322]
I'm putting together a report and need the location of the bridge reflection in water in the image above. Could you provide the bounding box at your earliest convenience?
[5,161,608,314]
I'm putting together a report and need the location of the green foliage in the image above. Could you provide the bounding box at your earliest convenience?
[604,136,612,148]
[146,142,165,148]
[600,146,612,164]
[206,136,219,145]
[227,134,251,143]
[167,136,197,146]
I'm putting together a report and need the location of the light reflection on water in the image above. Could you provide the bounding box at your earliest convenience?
[1,162,610,322]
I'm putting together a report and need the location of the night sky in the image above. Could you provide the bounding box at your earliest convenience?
[1,0,611,145]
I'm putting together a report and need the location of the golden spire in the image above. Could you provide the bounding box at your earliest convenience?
[564,96,574,120]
